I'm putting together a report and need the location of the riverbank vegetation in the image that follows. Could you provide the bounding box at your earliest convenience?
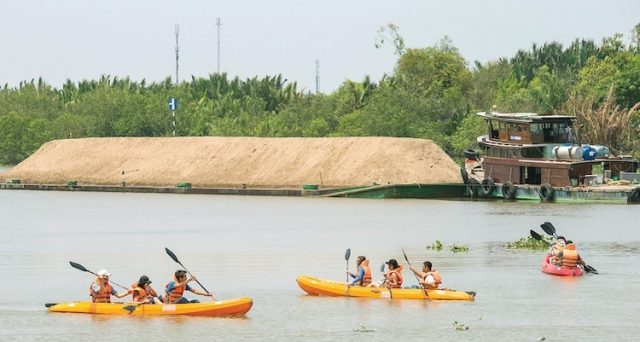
[1,24,639,165]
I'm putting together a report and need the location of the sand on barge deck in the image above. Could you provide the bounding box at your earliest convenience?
[0,137,463,196]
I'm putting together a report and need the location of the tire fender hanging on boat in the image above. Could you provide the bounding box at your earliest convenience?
[629,188,640,203]
[480,178,496,197]
[502,182,517,200]
[539,183,555,202]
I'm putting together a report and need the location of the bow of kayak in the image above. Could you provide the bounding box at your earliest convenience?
[296,275,475,301]
[46,297,253,316]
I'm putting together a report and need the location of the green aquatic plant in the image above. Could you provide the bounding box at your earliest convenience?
[505,235,552,249]
[450,244,469,253]
[353,323,374,333]
[427,241,470,252]
[427,240,444,251]
[453,321,469,331]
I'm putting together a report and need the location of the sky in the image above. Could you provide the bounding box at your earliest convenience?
[1,0,639,93]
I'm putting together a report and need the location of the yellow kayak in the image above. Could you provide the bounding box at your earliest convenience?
[46,297,253,317]
[297,275,475,301]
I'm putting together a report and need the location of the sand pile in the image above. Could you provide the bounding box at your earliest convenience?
[1,137,462,188]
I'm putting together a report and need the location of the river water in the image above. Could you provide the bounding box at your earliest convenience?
[0,189,638,341]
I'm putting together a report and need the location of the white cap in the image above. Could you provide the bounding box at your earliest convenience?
[97,269,111,278]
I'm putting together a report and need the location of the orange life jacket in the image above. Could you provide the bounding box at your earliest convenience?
[90,279,113,303]
[388,266,404,288]
[131,283,155,302]
[561,245,579,268]
[357,259,372,286]
[164,278,186,303]
[424,270,442,289]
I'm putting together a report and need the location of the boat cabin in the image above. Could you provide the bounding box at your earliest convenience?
[478,112,575,145]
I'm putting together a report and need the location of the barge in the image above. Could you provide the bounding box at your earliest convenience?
[463,112,640,203]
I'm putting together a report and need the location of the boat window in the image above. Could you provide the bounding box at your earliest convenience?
[489,120,499,139]
[530,123,542,134]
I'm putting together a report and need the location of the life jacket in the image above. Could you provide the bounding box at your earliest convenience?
[561,244,579,268]
[388,266,404,288]
[423,270,442,289]
[90,279,112,303]
[164,278,186,304]
[357,259,372,286]
[131,283,155,302]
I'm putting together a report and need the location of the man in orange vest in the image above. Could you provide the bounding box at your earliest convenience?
[89,269,130,303]
[410,261,442,290]
[560,240,586,268]
[159,270,214,304]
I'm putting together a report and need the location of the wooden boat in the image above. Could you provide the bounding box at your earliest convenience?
[463,112,640,203]
[46,297,253,316]
[296,275,475,301]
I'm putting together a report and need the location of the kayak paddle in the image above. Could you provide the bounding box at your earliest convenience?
[69,261,129,290]
[380,262,393,298]
[402,249,430,299]
[345,248,351,283]
[540,222,557,238]
[44,303,57,308]
[530,230,547,243]
[164,247,213,298]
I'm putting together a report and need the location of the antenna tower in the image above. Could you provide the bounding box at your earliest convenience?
[216,18,222,73]
[175,25,180,84]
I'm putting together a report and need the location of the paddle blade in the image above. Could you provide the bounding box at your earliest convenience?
[530,230,543,240]
[69,261,89,273]
[585,265,599,274]
[165,247,180,264]
[44,303,57,308]
[123,304,137,313]
[540,222,556,236]
[345,248,351,261]
[380,262,385,273]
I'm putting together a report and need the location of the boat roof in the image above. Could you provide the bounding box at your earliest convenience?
[477,112,576,123]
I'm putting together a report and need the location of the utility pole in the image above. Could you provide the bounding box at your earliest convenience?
[315,59,320,94]
[216,17,221,73]
[175,25,180,84]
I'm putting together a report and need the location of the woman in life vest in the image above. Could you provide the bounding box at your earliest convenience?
[384,259,403,289]
[158,270,214,304]
[89,269,129,303]
[347,256,372,286]
[130,275,159,304]
[559,240,585,268]
[410,261,442,290]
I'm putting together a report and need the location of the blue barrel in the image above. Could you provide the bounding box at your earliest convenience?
[582,145,597,160]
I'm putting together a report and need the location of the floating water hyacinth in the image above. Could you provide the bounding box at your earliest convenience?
[353,323,375,333]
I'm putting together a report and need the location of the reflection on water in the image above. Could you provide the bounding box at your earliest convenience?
[0,190,639,340]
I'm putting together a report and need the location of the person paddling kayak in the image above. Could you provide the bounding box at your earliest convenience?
[560,240,586,268]
[347,256,372,286]
[410,261,442,290]
[89,269,130,303]
[384,259,404,289]
[157,270,214,304]
[130,275,159,304]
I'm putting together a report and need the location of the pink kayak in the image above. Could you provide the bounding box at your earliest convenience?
[541,255,584,276]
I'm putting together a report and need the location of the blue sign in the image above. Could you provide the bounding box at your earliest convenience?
[168,98,178,111]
